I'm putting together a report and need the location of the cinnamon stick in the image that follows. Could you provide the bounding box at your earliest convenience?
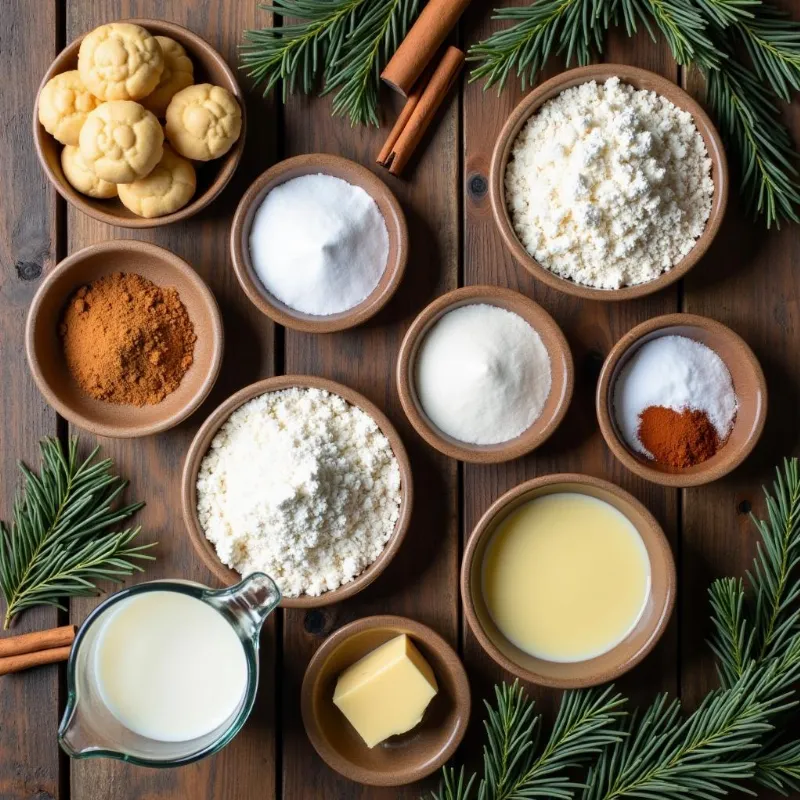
[381,0,471,97]
[0,624,76,658]
[378,47,465,177]
[0,646,72,676]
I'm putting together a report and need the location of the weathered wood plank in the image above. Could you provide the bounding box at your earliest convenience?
[64,2,277,798]
[460,7,681,729]
[0,3,62,799]
[280,76,461,799]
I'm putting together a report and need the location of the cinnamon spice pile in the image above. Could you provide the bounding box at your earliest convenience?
[638,406,721,468]
[60,272,196,406]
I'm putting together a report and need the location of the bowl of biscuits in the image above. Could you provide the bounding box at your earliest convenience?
[34,19,245,228]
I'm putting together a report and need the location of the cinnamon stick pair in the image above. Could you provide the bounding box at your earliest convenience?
[0,625,76,676]
[377,46,464,176]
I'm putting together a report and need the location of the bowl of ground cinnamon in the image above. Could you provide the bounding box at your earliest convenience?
[26,240,223,438]
[596,314,767,487]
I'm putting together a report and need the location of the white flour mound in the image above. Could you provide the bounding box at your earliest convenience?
[196,388,402,597]
[505,77,714,289]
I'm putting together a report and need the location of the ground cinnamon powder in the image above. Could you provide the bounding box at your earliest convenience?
[637,405,721,468]
[60,272,196,406]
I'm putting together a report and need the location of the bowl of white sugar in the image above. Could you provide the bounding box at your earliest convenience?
[490,64,728,301]
[397,286,574,463]
[231,154,408,333]
[181,375,413,607]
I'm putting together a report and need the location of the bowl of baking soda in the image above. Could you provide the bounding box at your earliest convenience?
[231,154,408,333]
[397,286,574,463]
[597,313,767,487]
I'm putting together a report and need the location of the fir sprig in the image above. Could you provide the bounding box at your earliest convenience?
[0,438,151,629]
[240,0,420,126]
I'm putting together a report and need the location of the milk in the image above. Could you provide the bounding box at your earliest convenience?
[94,591,249,742]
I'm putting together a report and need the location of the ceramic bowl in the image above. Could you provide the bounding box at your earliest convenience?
[25,240,223,438]
[396,285,574,463]
[230,154,408,333]
[181,375,413,607]
[301,615,470,786]
[596,313,767,487]
[461,474,676,688]
[490,64,728,301]
[34,19,246,228]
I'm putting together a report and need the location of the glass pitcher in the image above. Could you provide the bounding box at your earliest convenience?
[58,572,280,767]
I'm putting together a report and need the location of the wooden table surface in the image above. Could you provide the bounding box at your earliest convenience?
[2,1,798,798]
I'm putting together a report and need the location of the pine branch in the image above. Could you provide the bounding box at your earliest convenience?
[427,766,478,800]
[240,0,420,126]
[709,577,754,688]
[754,736,800,794]
[467,0,615,91]
[0,438,150,629]
[695,0,760,28]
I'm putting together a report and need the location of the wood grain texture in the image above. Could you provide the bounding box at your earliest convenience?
[0,3,61,799]
[63,2,277,799]
[280,76,460,799]
[460,9,681,722]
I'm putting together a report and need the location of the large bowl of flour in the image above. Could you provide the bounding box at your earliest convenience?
[490,64,728,301]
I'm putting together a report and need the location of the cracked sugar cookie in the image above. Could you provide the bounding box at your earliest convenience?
[38,70,102,146]
[61,145,117,199]
[166,83,241,161]
[118,145,196,217]
[79,100,163,183]
[78,23,164,101]
[141,36,194,118]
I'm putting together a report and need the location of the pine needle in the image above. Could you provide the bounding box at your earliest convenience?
[240,0,420,126]
[0,437,151,629]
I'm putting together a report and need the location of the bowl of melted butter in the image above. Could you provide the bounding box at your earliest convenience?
[461,474,676,688]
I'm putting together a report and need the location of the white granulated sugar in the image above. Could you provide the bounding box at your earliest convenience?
[613,335,738,458]
[415,304,552,445]
[196,388,402,597]
[505,77,714,289]
[249,173,389,316]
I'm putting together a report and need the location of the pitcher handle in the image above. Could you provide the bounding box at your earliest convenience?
[204,573,281,642]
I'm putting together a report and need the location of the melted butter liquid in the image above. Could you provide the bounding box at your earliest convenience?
[482,493,651,663]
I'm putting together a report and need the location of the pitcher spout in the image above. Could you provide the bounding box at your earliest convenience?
[58,701,120,760]
[206,573,281,640]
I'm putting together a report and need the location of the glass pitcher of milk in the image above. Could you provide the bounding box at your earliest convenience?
[58,572,280,767]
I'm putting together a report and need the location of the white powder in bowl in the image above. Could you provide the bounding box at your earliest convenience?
[196,388,402,598]
[415,304,552,445]
[613,335,738,458]
[505,77,714,289]
[249,173,389,316]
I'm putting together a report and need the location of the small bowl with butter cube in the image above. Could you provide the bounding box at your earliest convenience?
[301,615,471,786]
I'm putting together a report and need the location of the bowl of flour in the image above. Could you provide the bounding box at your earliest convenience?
[490,64,728,300]
[231,154,408,333]
[181,375,413,606]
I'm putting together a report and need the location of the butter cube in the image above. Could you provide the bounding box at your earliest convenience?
[333,634,438,748]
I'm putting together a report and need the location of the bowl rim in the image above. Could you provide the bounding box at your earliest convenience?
[33,18,246,229]
[25,239,224,438]
[596,312,768,487]
[461,473,676,689]
[489,63,729,301]
[396,285,574,463]
[300,614,471,786]
[230,153,409,333]
[180,375,414,607]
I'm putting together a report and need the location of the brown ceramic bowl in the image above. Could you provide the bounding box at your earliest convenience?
[26,240,223,438]
[461,474,676,689]
[34,19,246,228]
[230,154,408,333]
[181,376,413,607]
[596,313,767,487]
[490,64,728,301]
[396,286,574,463]
[301,615,470,786]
